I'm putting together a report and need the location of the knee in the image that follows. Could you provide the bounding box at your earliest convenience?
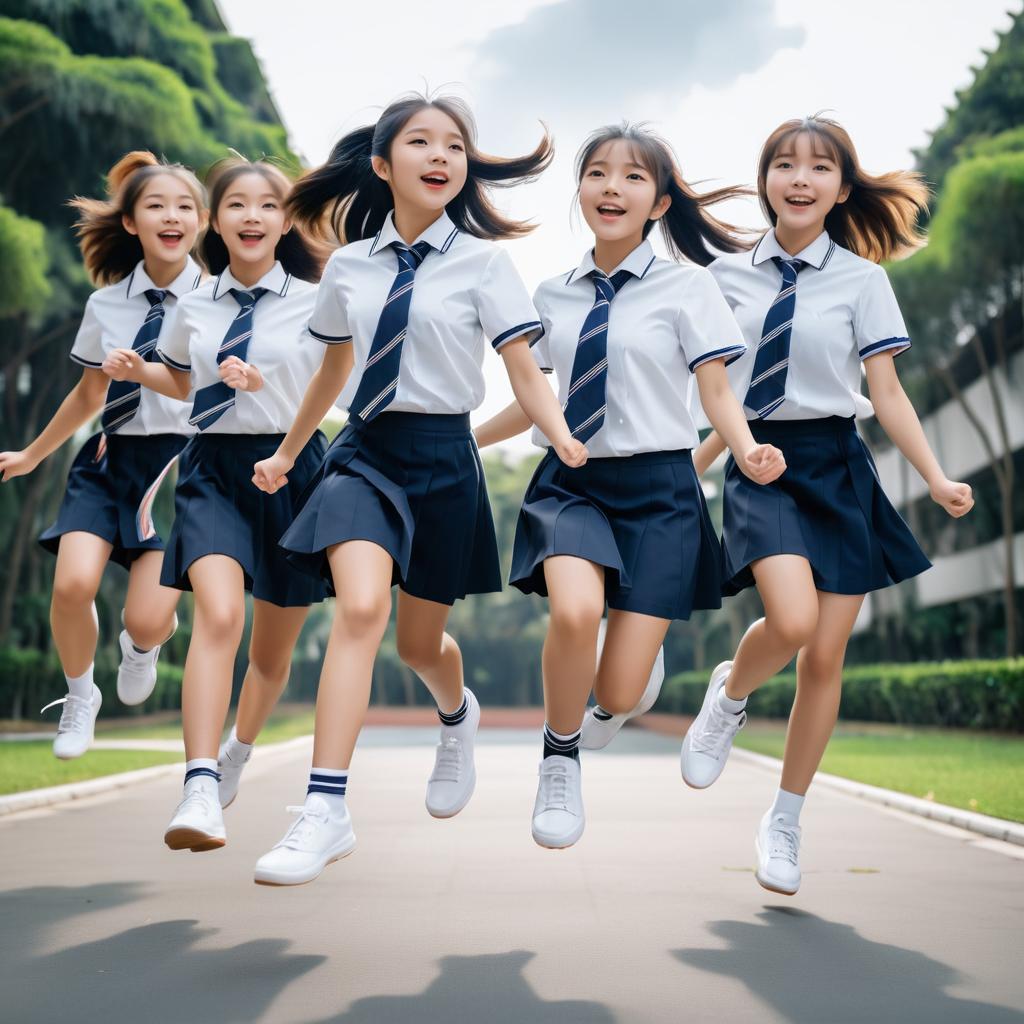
[548,601,603,642]
[336,591,391,639]
[51,574,96,610]
[123,608,167,650]
[797,644,844,683]
[767,608,818,651]
[194,602,245,644]
[396,632,443,675]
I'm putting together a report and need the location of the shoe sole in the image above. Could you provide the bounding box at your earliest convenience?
[532,823,585,850]
[253,840,357,886]
[164,827,226,852]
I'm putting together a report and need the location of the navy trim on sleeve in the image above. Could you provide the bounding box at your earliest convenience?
[491,321,543,351]
[859,336,911,359]
[70,353,103,368]
[307,326,353,344]
[688,344,746,373]
[157,351,192,372]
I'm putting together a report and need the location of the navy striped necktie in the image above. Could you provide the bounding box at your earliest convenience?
[563,268,632,443]
[350,241,432,422]
[189,286,268,430]
[744,256,805,420]
[101,288,167,433]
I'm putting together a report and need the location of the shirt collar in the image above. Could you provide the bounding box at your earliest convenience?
[212,260,291,300]
[125,255,203,300]
[566,238,657,286]
[751,228,836,270]
[368,209,460,257]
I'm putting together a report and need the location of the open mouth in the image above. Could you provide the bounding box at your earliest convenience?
[785,196,814,207]
[238,230,265,246]
[597,203,626,218]
[157,230,183,244]
[421,173,448,189]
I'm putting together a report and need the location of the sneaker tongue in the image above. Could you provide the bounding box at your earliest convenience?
[304,794,331,815]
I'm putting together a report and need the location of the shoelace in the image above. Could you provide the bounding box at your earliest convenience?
[277,804,331,850]
[40,693,93,734]
[767,818,801,865]
[538,762,570,811]
[691,702,746,758]
[429,737,463,783]
[178,786,216,818]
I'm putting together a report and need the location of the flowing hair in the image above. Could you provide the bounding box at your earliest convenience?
[68,151,206,285]
[757,114,929,263]
[287,92,554,245]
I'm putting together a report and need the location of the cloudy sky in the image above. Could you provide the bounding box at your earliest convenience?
[218,0,1017,450]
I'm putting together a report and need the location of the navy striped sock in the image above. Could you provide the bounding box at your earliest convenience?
[592,705,614,722]
[543,723,581,761]
[438,693,469,727]
[307,767,348,799]
[184,757,220,787]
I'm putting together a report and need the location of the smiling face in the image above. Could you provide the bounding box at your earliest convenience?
[578,139,670,244]
[122,172,202,270]
[372,105,469,214]
[765,130,850,233]
[211,170,290,269]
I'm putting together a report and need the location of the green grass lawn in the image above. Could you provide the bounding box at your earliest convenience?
[736,721,1024,824]
[95,708,316,744]
[0,743,179,797]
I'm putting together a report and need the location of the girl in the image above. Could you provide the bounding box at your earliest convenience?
[249,93,583,886]
[475,124,786,850]
[681,115,974,895]
[102,156,328,852]
[0,152,205,758]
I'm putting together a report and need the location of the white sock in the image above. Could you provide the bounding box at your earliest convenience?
[717,687,747,714]
[307,767,348,815]
[224,725,253,762]
[184,757,220,794]
[770,787,805,824]
[66,666,94,699]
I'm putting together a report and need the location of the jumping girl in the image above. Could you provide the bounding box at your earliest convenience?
[681,115,974,895]
[0,152,204,758]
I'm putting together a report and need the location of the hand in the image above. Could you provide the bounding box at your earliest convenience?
[102,348,142,382]
[220,356,263,392]
[930,477,973,518]
[739,443,786,485]
[0,449,39,482]
[252,451,294,494]
[554,437,588,468]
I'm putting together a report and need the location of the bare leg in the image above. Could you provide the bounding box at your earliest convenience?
[780,591,865,795]
[50,532,112,677]
[592,608,671,714]
[395,591,461,713]
[123,549,181,650]
[725,555,819,701]
[311,541,394,769]
[181,555,245,761]
[233,600,310,744]
[541,556,605,734]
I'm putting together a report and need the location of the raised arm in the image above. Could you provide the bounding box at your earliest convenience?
[103,348,191,401]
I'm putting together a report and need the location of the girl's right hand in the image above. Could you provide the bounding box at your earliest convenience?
[102,348,141,382]
[739,443,786,484]
[0,450,39,481]
[252,452,294,494]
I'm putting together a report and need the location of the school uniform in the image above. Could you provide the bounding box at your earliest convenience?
[281,209,541,605]
[509,239,745,620]
[39,257,202,568]
[708,228,931,596]
[155,261,327,607]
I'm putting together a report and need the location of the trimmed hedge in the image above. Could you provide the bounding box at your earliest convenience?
[656,660,1024,732]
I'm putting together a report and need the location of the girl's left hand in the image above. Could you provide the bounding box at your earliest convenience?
[102,348,142,381]
[220,356,263,392]
[930,477,974,518]
[740,443,786,485]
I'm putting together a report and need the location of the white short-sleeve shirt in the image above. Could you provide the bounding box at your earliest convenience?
[530,239,746,457]
[157,261,322,435]
[308,209,543,416]
[70,256,203,436]
[709,229,911,421]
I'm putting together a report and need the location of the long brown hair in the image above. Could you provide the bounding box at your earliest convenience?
[201,156,325,282]
[288,92,554,245]
[757,115,929,263]
[575,123,753,266]
[68,151,206,286]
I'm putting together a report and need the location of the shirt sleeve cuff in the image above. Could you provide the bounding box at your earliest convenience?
[307,326,353,344]
[491,321,544,352]
[688,344,746,373]
[157,350,191,372]
[859,337,911,359]
[69,352,102,368]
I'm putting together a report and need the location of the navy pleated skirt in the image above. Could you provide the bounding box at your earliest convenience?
[509,448,723,621]
[281,411,501,606]
[722,416,931,596]
[39,431,187,569]
[160,431,328,608]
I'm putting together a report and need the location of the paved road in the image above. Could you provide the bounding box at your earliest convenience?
[2,727,1022,1023]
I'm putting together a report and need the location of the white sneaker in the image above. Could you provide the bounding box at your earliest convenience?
[218,740,252,809]
[425,688,480,819]
[680,661,746,789]
[42,684,102,760]
[117,614,176,706]
[756,811,802,895]
[531,755,585,849]
[580,645,665,750]
[254,796,357,886]
[164,779,227,852]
